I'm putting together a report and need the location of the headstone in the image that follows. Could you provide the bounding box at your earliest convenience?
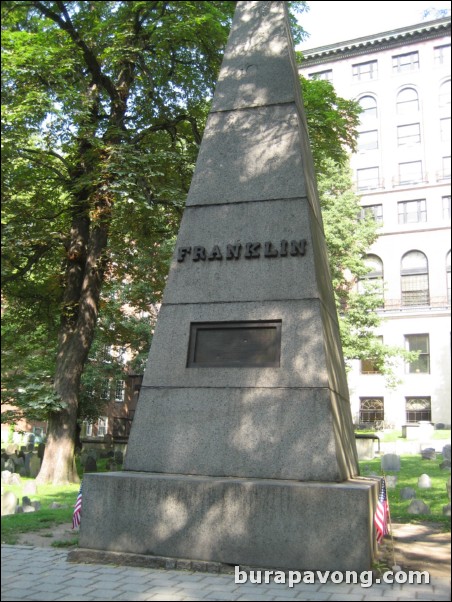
[23,504,36,513]
[407,500,431,515]
[1,470,13,485]
[443,444,451,461]
[32,501,41,511]
[23,481,38,496]
[37,443,45,460]
[385,475,397,489]
[29,455,41,478]
[22,496,32,507]
[114,451,124,465]
[447,476,451,500]
[443,503,451,516]
[421,448,436,460]
[435,423,445,430]
[24,453,32,476]
[1,491,18,516]
[84,456,97,473]
[400,487,416,500]
[4,459,15,473]
[381,454,401,472]
[10,474,21,486]
[418,474,432,489]
[79,1,379,573]
[105,460,117,471]
[439,460,451,470]
[50,502,64,509]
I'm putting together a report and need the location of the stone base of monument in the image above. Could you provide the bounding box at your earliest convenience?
[79,472,379,571]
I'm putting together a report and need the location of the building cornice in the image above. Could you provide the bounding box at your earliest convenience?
[300,17,451,68]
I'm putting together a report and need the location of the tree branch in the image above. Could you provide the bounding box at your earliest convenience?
[132,115,202,145]
[32,1,118,103]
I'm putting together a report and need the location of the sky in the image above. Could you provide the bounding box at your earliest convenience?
[297,1,451,50]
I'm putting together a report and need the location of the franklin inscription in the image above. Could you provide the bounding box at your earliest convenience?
[177,239,307,262]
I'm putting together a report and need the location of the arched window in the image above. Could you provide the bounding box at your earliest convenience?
[447,250,451,304]
[396,88,419,114]
[358,95,377,120]
[439,80,451,108]
[359,255,384,301]
[360,397,384,424]
[401,251,429,306]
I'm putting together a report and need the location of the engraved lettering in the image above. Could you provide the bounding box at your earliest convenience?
[193,246,207,261]
[264,241,279,257]
[177,247,191,262]
[290,239,307,256]
[226,243,242,260]
[280,240,288,257]
[244,242,261,258]
[208,245,223,261]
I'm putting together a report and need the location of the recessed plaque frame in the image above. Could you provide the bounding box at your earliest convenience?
[187,320,282,368]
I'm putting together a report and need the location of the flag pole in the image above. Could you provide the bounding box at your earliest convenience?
[383,472,399,570]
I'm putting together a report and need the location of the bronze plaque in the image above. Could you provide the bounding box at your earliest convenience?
[187,321,281,367]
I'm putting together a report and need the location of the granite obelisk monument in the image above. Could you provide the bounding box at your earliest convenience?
[79,1,379,570]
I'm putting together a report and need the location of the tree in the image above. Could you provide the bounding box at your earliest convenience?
[2,0,238,484]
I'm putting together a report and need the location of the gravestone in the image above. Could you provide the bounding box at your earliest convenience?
[4,458,15,473]
[79,1,378,572]
[400,487,416,500]
[1,491,18,516]
[381,453,401,472]
[29,455,41,478]
[417,474,432,489]
[443,444,451,461]
[421,448,436,460]
[84,456,97,473]
[23,481,38,496]
[407,500,431,515]
[385,475,398,489]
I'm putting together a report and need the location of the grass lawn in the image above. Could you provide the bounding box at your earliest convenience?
[1,457,120,545]
[359,454,451,530]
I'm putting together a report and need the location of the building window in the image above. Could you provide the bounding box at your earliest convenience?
[359,398,384,424]
[406,397,431,422]
[357,166,380,190]
[396,88,419,114]
[353,60,378,81]
[358,255,384,306]
[309,69,333,81]
[358,130,378,151]
[397,123,421,146]
[358,95,378,120]
[398,161,423,185]
[100,379,110,400]
[393,51,419,73]
[443,195,451,219]
[401,251,429,307]
[85,422,93,437]
[360,204,383,222]
[440,118,451,143]
[434,44,451,66]
[115,380,125,402]
[439,80,451,107]
[447,251,451,304]
[405,335,430,373]
[398,199,427,224]
[440,156,451,180]
[97,417,108,438]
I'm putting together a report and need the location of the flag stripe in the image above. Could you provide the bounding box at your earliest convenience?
[374,478,389,544]
[72,482,83,529]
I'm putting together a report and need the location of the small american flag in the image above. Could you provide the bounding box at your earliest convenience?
[374,477,389,544]
[72,482,83,529]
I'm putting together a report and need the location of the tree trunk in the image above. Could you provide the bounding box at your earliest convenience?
[37,183,112,484]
